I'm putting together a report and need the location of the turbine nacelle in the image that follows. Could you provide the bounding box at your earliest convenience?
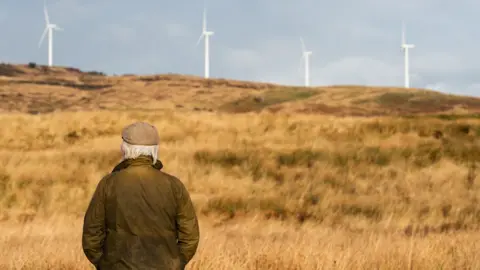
[39,24,62,48]
[47,24,63,30]
[401,44,415,53]
[195,31,214,47]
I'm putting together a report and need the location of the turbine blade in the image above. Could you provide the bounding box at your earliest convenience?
[44,2,50,25]
[195,34,204,47]
[300,37,306,52]
[202,8,207,32]
[38,27,48,48]
[297,55,304,74]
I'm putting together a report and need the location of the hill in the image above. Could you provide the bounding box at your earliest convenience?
[1,63,480,116]
[1,63,480,269]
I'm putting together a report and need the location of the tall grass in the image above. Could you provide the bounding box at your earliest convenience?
[0,110,479,269]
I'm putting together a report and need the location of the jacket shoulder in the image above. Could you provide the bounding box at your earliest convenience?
[99,170,120,183]
[157,171,190,201]
[158,171,186,189]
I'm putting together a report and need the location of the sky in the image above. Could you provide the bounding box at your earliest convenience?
[0,0,479,96]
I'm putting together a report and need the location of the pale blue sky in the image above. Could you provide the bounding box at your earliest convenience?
[0,0,479,96]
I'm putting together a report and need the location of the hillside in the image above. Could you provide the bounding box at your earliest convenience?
[1,63,480,116]
[2,63,480,269]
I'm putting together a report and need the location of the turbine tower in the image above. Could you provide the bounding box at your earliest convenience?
[300,37,312,87]
[401,22,414,88]
[38,1,63,67]
[195,8,214,79]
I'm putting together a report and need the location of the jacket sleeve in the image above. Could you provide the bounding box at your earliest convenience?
[82,176,108,266]
[175,179,200,266]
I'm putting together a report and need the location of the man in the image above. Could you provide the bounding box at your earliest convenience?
[82,122,200,270]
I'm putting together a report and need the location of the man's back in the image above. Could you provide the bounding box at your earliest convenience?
[82,156,199,270]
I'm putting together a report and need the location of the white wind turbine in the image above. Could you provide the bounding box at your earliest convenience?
[195,8,214,79]
[300,37,312,87]
[38,1,63,67]
[401,22,414,88]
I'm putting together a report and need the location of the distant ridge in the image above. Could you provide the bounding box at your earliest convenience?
[1,63,480,116]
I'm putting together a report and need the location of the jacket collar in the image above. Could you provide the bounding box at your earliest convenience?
[111,155,164,173]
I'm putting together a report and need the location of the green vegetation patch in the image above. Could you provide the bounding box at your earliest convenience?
[276,149,327,167]
[358,118,480,138]
[194,140,480,183]
[193,150,252,167]
[375,91,480,114]
[219,88,319,113]
[376,92,416,106]
[204,196,286,217]
[434,114,480,121]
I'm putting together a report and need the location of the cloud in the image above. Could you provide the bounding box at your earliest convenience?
[340,22,393,40]
[2,1,479,96]
[422,82,480,97]
[220,42,403,87]
[464,84,480,96]
[108,25,136,44]
[413,52,469,74]
[165,23,190,38]
[424,82,449,92]
[47,0,98,23]
[0,9,6,23]
[222,48,263,69]
[313,57,401,86]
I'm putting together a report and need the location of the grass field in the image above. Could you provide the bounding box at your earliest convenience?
[1,63,480,269]
[1,109,480,269]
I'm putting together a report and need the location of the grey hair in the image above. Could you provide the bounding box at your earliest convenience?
[121,140,158,164]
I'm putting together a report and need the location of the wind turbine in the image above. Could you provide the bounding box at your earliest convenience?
[38,1,63,67]
[401,22,414,88]
[195,8,214,79]
[300,37,312,87]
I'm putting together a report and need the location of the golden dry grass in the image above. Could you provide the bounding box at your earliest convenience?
[2,217,480,269]
[1,109,480,269]
[2,63,480,115]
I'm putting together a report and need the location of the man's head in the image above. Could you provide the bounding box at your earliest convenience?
[120,122,159,164]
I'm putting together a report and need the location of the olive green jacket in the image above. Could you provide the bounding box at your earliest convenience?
[82,156,200,270]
